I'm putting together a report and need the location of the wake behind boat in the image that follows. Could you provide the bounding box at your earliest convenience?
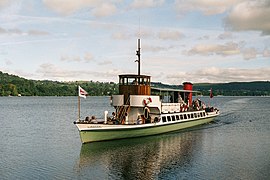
[74,39,219,143]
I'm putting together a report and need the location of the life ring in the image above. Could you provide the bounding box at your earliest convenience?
[144,106,150,119]
[143,97,152,106]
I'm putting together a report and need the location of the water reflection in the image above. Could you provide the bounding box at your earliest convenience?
[76,131,203,179]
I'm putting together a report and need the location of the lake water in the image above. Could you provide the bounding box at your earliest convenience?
[0,96,269,180]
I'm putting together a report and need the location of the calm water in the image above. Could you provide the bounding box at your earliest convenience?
[0,96,269,180]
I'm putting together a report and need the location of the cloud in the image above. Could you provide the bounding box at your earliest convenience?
[61,52,94,63]
[84,52,93,62]
[7,28,23,35]
[111,31,130,40]
[0,26,49,36]
[43,0,119,17]
[143,44,177,52]
[98,60,112,65]
[166,67,270,83]
[5,60,12,65]
[27,30,50,36]
[225,1,270,35]
[130,0,164,9]
[92,3,117,17]
[263,48,270,57]
[242,48,257,60]
[158,30,183,40]
[0,0,11,9]
[187,42,240,56]
[174,0,242,15]
[37,63,120,81]
[0,27,7,34]
[218,32,233,39]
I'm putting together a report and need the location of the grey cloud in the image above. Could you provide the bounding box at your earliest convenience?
[225,1,270,35]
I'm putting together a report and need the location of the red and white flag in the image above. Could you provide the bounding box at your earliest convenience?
[78,86,88,98]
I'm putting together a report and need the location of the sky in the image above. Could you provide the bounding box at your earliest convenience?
[0,0,270,84]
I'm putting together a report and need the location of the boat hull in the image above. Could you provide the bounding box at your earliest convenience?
[77,116,216,143]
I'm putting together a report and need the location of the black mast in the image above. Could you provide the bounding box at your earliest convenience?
[136,39,141,76]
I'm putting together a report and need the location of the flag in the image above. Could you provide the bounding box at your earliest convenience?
[78,86,88,98]
[210,88,213,98]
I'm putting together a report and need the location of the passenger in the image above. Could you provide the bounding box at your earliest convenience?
[112,112,116,120]
[85,116,90,123]
[141,115,145,124]
[90,116,98,124]
[137,116,142,124]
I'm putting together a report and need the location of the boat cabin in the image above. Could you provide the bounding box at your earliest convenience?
[119,74,151,104]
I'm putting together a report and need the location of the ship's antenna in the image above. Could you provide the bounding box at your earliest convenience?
[136,39,141,75]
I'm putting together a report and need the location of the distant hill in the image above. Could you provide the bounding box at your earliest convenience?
[0,71,118,96]
[0,71,269,96]
[151,81,270,96]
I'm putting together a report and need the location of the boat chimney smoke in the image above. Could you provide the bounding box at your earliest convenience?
[135,39,141,76]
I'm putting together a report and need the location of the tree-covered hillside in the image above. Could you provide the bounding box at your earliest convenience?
[152,81,270,96]
[0,71,118,96]
[1,71,269,96]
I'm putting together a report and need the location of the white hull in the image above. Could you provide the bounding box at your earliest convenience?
[76,111,219,143]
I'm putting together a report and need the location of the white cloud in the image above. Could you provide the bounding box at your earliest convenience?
[0,27,7,34]
[5,60,12,65]
[84,52,93,62]
[263,48,270,57]
[98,60,112,65]
[111,31,130,40]
[27,30,50,36]
[242,48,257,60]
[92,3,117,17]
[225,1,270,35]
[174,0,242,15]
[0,0,12,9]
[36,63,120,81]
[158,30,183,40]
[43,0,119,17]
[218,32,233,40]
[60,55,81,62]
[130,0,164,9]
[187,42,240,56]
[61,52,94,63]
[0,26,49,36]
[166,67,270,83]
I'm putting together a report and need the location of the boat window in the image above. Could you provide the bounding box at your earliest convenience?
[139,77,144,84]
[176,115,180,120]
[184,114,187,119]
[128,77,137,85]
[172,116,176,121]
[194,113,197,118]
[203,112,206,116]
[162,116,166,122]
[187,114,191,119]
[124,77,128,85]
[191,114,194,118]
[197,113,200,118]
[180,114,183,120]
[200,112,203,117]
[144,78,149,85]
[167,116,171,122]
[120,77,126,85]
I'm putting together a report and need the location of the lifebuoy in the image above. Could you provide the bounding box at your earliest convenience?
[144,107,150,119]
[143,97,152,106]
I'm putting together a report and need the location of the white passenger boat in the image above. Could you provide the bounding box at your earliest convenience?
[74,39,219,143]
